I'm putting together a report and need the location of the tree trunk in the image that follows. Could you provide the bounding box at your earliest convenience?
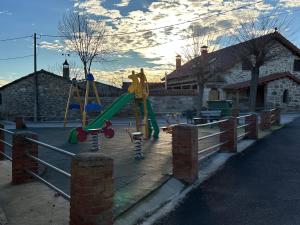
[249,66,259,112]
[83,62,88,78]
[197,82,205,116]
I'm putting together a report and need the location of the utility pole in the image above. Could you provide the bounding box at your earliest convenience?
[33,33,38,122]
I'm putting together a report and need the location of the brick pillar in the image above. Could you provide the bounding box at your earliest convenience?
[273,108,281,126]
[245,114,258,139]
[219,117,237,153]
[231,108,240,117]
[70,152,114,225]
[15,116,25,129]
[12,131,38,184]
[172,124,198,184]
[260,110,272,130]
[0,124,4,160]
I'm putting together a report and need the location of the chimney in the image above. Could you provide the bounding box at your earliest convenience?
[201,45,208,56]
[63,59,70,80]
[176,55,181,70]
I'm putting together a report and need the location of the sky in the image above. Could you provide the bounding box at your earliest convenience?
[1,0,300,86]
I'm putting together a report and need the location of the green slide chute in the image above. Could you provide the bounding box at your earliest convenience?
[147,98,159,138]
[69,93,135,143]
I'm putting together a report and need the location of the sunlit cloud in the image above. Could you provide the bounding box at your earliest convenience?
[115,0,131,7]
[42,0,300,80]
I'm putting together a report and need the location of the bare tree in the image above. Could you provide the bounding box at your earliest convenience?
[58,12,112,77]
[181,25,220,114]
[231,15,288,111]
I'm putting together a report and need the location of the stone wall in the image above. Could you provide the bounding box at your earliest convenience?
[149,95,197,115]
[224,41,300,84]
[0,75,35,119]
[0,71,124,121]
[265,78,300,110]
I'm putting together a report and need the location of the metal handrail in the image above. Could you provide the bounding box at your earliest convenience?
[196,119,228,128]
[0,151,12,161]
[25,138,75,158]
[271,119,277,125]
[0,128,14,135]
[198,130,227,141]
[0,139,12,148]
[236,123,252,129]
[236,114,252,119]
[237,131,250,140]
[26,153,71,178]
[25,169,70,200]
[198,141,228,154]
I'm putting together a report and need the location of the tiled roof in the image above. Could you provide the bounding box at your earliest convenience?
[167,32,300,80]
[223,72,300,90]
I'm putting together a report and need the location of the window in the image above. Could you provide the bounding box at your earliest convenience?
[293,59,300,72]
[282,90,289,103]
[242,61,252,71]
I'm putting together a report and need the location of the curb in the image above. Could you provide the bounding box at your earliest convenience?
[115,117,300,225]
[0,207,8,225]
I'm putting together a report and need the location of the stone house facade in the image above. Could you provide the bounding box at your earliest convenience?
[165,32,300,111]
[0,70,123,121]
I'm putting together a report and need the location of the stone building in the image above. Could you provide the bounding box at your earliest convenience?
[165,32,300,110]
[0,69,123,120]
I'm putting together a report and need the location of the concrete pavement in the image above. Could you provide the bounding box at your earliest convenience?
[153,117,300,225]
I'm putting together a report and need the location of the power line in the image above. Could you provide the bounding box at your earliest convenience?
[119,7,300,52]
[0,35,33,42]
[0,54,33,61]
[39,1,263,38]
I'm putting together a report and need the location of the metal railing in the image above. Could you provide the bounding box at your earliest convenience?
[0,126,74,200]
[236,114,253,141]
[270,109,279,125]
[24,137,74,200]
[0,127,14,161]
[197,119,229,155]
[196,119,228,128]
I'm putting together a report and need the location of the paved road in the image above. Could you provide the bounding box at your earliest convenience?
[154,117,300,225]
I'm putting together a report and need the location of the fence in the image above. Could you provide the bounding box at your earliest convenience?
[0,108,280,224]
[0,125,114,225]
[260,108,281,130]
[172,108,279,184]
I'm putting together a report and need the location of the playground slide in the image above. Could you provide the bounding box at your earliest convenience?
[69,93,135,143]
[146,98,160,138]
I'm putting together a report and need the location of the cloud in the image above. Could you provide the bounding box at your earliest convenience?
[279,0,300,8]
[0,10,12,16]
[40,41,64,51]
[115,0,131,7]
[42,0,300,81]
[74,0,121,19]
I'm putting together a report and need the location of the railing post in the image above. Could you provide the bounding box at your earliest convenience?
[12,131,38,184]
[245,114,258,139]
[172,124,198,184]
[0,124,4,160]
[70,152,114,225]
[273,108,281,126]
[15,116,26,129]
[260,110,272,130]
[231,108,240,117]
[219,117,237,152]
